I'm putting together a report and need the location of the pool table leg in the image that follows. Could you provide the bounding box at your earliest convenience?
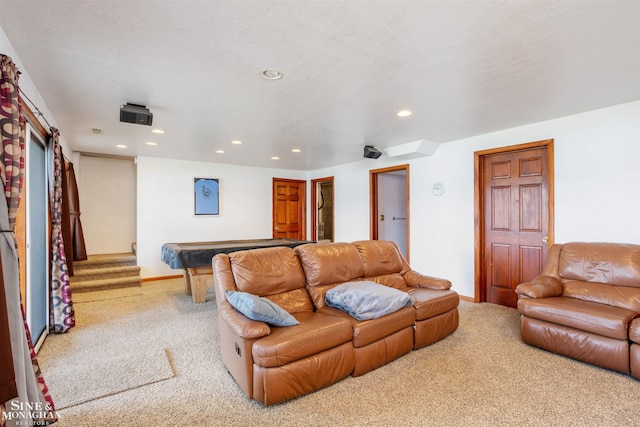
[186,266,213,303]
[183,270,192,295]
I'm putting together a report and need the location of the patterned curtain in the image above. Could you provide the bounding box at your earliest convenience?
[48,128,75,333]
[0,54,56,426]
[66,162,87,262]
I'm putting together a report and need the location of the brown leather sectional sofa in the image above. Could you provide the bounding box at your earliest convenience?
[213,240,459,405]
[516,242,640,379]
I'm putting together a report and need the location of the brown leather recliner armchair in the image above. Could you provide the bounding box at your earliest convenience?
[516,242,640,377]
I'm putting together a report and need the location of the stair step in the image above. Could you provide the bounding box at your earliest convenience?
[74,252,137,270]
[71,265,141,282]
[71,276,142,293]
[71,252,140,292]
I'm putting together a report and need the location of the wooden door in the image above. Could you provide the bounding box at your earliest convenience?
[476,141,553,308]
[370,164,411,262]
[272,178,306,239]
[311,177,334,242]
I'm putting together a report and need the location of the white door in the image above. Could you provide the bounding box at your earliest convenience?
[377,171,408,258]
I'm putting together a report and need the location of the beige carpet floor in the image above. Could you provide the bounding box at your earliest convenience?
[37,278,639,426]
[43,345,174,409]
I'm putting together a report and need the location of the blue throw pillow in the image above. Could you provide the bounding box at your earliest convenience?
[225,290,300,327]
[325,281,413,321]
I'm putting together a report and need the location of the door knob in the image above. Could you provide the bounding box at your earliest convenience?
[542,236,549,243]
[274,226,280,231]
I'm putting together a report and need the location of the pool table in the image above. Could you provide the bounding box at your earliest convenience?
[161,238,312,303]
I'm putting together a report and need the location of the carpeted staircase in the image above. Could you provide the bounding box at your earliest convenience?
[70,253,142,292]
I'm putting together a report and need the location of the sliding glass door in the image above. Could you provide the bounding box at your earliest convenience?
[26,126,49,350]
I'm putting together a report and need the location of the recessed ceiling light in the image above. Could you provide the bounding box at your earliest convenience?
[396,110,412,117]
[291,148,301,153]
[151,129,165,134]
[231,140,243,145]
[262,69,283,80]
[145,141,157,146]
[271,156,280,160]
[116,144,127,149]
[216,150,225,154]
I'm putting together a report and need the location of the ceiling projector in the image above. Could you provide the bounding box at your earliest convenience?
[364,145,382,159]
[120,103,153,126]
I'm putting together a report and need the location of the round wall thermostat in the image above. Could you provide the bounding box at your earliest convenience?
[432,182,446,196]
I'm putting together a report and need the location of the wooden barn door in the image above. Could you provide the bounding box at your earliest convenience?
[272,178,306,240]
[475,140,554,308]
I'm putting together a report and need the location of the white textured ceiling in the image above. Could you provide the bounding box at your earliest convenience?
[1,0,638,170]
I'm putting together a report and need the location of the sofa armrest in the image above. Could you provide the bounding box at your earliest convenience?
[515,275,563,299]
[219,302,271,339]
[404,270,452,290]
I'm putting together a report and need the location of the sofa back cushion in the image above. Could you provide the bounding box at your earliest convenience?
[352,240,404,276]
[229,246,313,313]
[295,242,365,308]
[559,242,640,288]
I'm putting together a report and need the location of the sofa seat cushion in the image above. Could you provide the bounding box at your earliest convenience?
[252,311,353,368]
[561,280,640,312]
[518,296,636,340]
[319,305,415,348]
[405,288,459,320]
[631,318,640,344]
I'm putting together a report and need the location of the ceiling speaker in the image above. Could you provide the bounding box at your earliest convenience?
[120,103,153,126]
[364,145,382,159]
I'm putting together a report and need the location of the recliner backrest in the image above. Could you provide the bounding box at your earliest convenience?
[352,240,408,289]
[295,242,365,308]
[229,246,314,313]
[559,242,640,288]
[556,242,640,312]
[352,240,404,276]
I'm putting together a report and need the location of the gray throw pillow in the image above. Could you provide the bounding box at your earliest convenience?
[225,290,300,326]
[325,281,413,321]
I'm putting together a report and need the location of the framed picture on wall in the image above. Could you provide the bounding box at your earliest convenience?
[194,177,220,215]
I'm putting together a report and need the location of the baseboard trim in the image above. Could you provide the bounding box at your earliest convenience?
[459,295,475,303]
[142,275,182,282]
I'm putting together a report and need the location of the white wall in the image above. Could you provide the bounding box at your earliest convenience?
[311,160,377,242]
[78,155,137,254]
[311,101,640,299]
[136,157,307,278]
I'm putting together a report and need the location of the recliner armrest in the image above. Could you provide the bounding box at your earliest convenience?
[404,270,452,290]
[220,302,271,339]
[515,275,563,299]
